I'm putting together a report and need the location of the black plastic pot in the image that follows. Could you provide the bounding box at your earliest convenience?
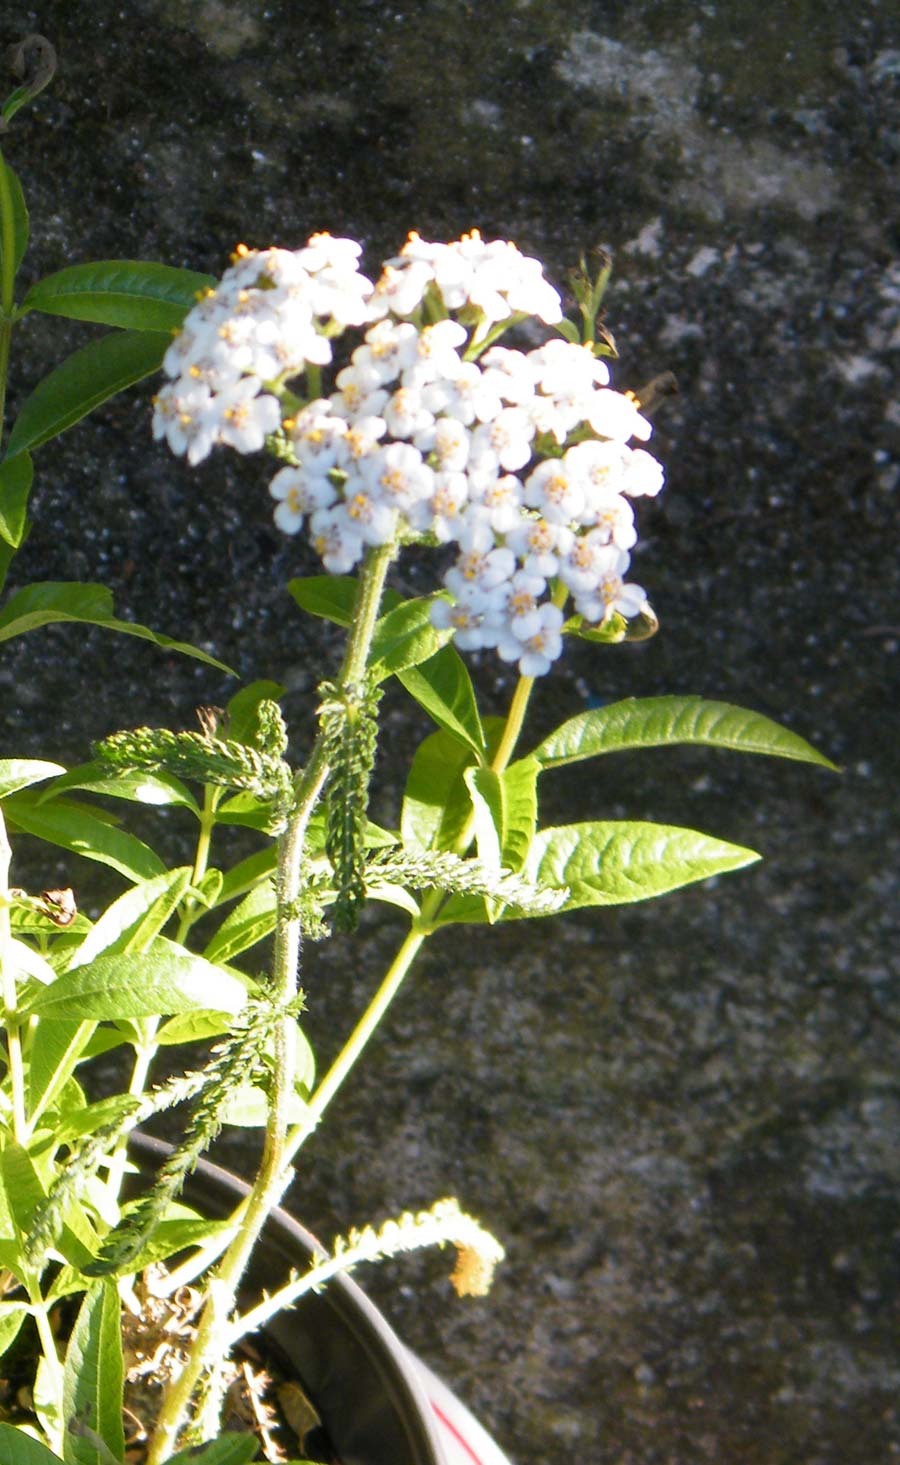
[127,1132,449,1465]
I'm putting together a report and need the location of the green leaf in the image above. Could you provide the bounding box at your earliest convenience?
[62,1282,124,1465]
[5,329,170,459]
[469,756,539,875]
[564,610,628,644]
[0,1144,95,1270]
[23,939,248,1021]
[400,728,476,852]
[3,790,165,882]
[44,761,199,812]
[0,757,65,798]
[112,1216,234,1276]
[396,644,486,756]
[203,879,276,964]
[226,680,286,745]
[287,573,358,626]
[369,595,451,681]
[216,844,278,906]
[22,260,215,332]
[0,450,33,546]
[167,1436,260,1465]
[0,1304,26,1355]
[154,1010,234,1045]
[68,868,193,971]
[524,820,760,910]
[1,158,29,276]
[0,580,233,672]
[532,695,838,771]
[0,1423,65,1465]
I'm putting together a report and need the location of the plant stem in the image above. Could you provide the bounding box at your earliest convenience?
[28,1282,65,1451]
[0,808,26,1142]
[145,542,395,1463]
[285,665,538,1152]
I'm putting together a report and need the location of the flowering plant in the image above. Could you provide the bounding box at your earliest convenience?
[0,42,835,1465]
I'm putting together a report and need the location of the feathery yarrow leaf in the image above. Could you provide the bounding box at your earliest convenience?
[366,847,568,915]
[95,717,293,829]
[319,677,382,932]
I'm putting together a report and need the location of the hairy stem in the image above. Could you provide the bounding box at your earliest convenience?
[285,661,538,1151]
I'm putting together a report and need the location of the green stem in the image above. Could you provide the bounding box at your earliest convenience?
[145,543,395,1463]
[0,808,26,1142]
[29,1282,65,1451]
[285,661,539,1152]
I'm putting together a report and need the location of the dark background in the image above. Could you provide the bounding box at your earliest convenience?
[1,4,898,1462]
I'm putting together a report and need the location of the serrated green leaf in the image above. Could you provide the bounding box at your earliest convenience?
[67,868,193,971]
[44,761,199,812]
[5,329,170,459]
[22,260,215,332]
[397,644,486,756]
[532,695,838,771]
[0,580,233,672]
[0,758,65,798]
[0,450,33,547]
[369,595,450,681]
[0,1422,65,1465]
[62,1281,124,1465]
[203,878,276,964]
[3,790,164,882]
[524,820,760,910]
[24,939,248,1021]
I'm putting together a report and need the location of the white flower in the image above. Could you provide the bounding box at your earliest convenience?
[505,516,574,578]
[360,442,434,514]
[422,362,504,426]
[524,458,585,525]
[588,389,652,443]
[269,464,338,534]
[621,446,665,498]
[309,505,366,573]
[382,386,434,441]
[214,379,282,455]
[467,473,523,535]
[424,471,470,541]
[445,542,516,598]
[573,545,648,623]
[354,319,420,385]
[430,592,504,650]
[498,602,564,676]
[471,408,535,473]
[402,319,468,389]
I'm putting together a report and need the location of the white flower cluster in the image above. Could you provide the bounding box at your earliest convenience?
[155,231,664,677]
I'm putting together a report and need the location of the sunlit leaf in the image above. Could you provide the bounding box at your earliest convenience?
[532,695,837,771]
[22,260,215,331]
[524,820,760,910]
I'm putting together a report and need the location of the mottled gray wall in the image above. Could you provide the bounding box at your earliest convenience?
[2,3,897,1462]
